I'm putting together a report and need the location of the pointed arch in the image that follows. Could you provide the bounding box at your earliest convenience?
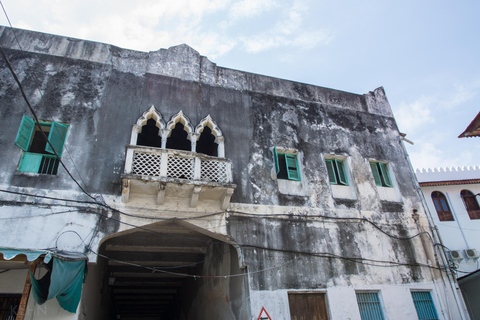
[136,105,165,127]
[165,111,194,151]
[166,110,194,134]
[130,106,165,147]
[194,115,225,157]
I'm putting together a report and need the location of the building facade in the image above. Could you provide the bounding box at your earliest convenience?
[417,166,480,319]
[0,26,469,320]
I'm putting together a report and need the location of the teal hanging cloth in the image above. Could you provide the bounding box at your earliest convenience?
[30,256,86,313]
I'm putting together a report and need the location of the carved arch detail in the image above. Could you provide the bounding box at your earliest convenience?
[136,105,165,128]
[194,114,225,157]
[166,110,194,136]
[130,106,165,145]
[195,115,223,142]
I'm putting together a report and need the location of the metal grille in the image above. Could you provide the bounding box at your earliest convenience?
[411,291,438,320]
[132,151,162,176]
[166,154,194,180]
[356,292,385,320]
[201,158,228,183]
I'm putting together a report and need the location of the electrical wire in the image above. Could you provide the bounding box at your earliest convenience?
[0,47,97,201]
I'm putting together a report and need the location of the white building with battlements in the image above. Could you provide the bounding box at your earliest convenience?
[416,166,480,319]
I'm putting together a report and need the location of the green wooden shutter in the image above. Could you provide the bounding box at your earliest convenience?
[379,163,392,187]
[336,159,348,185]
[45,121,69,157]
[15,115,35,151]
[325,159,337,184]
[370,162,382,186]
[18,152,43,173]
[285,154,300,181]
[273,146,280,175]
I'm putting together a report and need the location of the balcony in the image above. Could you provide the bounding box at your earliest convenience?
[121,145,236,210]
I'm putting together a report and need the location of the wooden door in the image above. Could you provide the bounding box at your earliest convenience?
[288,292,329,320]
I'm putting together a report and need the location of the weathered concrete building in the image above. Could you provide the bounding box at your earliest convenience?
[0,27,469,319]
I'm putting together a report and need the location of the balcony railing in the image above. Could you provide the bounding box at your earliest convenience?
[123,145,233,184]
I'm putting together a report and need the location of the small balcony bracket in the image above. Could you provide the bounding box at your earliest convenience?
[122,179,131,203]
[156,182,166,205]
[221,188,235,210]
[190,186,202,208]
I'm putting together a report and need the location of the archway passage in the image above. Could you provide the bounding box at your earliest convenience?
[166,123,191,151]
[97,221,247,320]
[137,118,162,148]
[196,126,218,157]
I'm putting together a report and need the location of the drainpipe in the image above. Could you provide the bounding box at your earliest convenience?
[399,135,470,320]
[444,192,470,249]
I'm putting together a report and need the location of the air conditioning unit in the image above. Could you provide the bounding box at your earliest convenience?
[449,250,464,261]
[464,249,480,260]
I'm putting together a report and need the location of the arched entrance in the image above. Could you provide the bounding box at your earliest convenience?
[97,220,248,320]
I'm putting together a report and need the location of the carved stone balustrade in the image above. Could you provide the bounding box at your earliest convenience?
[121,145,236,210]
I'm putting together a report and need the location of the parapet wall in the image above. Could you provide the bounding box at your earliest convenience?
[416,166,480,182]
[0,26,392,118]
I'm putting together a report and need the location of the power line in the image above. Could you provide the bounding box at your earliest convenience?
[0,46,97,200]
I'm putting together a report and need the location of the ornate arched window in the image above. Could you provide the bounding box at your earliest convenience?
[130,106,165,147]
[431,191,454,221]
[460,190,480,220]
[165,111,193,152]
[194,115,224,157]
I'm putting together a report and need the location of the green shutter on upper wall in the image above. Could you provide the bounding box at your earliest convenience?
[379,163,392,187]
[15,115,35,151]
[335,159,348,186]
[285,154,300,181]
[273,146,280,175]
[45,121,69,157]
[325,159,337,184]
[370,162,382,186]
[18,152,42,173]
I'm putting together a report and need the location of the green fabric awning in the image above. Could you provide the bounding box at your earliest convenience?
[0,247,87,314]
[0,247,52,262]
[30,256,87,313]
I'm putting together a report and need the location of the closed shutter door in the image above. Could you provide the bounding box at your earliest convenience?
[288,293,329,320]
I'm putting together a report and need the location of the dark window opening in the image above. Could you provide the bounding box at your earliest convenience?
[166,122,191,151]
[461,190,480,220]
[326,159,348,185]
[274,147,300,181]
[15,115,67,175]
[370,162,392,187]
[431,191,454,221]
[137,118,162,148]
[30,129,50,154]
[0,294,22,320]
[196,126,218,157]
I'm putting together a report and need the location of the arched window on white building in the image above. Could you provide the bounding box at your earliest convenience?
[460,189,480,220]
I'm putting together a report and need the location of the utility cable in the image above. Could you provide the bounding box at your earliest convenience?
[0,46,96,201]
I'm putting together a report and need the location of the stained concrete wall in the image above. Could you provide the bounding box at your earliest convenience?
[177,242,248,320]
[0,27,465,319]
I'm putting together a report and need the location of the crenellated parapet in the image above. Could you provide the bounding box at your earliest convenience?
[416,166,480,183]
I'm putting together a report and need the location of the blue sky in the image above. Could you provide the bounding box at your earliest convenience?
[1,0,479,170]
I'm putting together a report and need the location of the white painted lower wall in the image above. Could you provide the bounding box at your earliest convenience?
[249,281,459,320]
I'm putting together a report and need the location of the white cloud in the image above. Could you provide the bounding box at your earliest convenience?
[407,141,477,171]
[441,83,477,109]
[395,96,435,134]
[3,0,333,59]
[229,0,276,20]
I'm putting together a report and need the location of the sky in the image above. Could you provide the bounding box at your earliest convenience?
[1,0,479,171]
